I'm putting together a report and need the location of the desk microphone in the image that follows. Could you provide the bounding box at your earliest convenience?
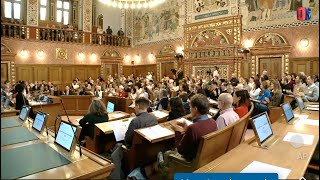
[60,98,82,157]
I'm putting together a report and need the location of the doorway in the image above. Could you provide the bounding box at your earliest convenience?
[259,57,282,80]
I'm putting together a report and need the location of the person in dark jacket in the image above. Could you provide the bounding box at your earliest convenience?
[124,97,158,147]
[156,89,169,110]
[14,83,36,119]
[79,98,109,142]
[168,97,186,121]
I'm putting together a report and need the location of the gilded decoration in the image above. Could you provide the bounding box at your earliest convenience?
[56,48,67,60]
[254,33,287,46]
[158,45,176,56]
[191,29,229,47]
[102,49,121,58]
[27,0,39,26]
[1,43,12,53]
[83,0,92,32]
[192,65,229,79]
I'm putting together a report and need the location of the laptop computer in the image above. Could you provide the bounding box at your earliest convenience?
[32,111,48,134]
[107,101,115,113]
[54,121,79,154]
[19,105,31,122]
[250,112,279,149]
[295,96,305,112]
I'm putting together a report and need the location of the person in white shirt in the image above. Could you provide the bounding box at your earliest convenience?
[249,80,261,99]
[248,77,255,91]
[213,66,220,78]
[216,93,240,129]
[299,75,319,102]
[94,85,103,99]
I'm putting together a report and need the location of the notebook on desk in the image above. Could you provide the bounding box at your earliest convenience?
[107,101,115,113]
[250,112,279,148]
[281,102,300,125]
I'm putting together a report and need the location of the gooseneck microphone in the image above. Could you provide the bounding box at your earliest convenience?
[60,98,82,156]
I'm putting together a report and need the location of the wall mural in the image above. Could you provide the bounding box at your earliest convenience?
[132,0,184,45]
[191,29,230,47]
[240,0,319,30]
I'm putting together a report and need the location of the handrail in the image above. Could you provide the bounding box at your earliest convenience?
[1,23,131,47]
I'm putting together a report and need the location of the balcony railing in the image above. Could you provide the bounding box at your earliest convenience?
[1,23,131,47]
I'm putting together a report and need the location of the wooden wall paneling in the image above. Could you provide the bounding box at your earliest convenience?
[290,58,311,76]
[33,66,48,82]
[313,60,319,75]
[87,67,100,80]
[122,66,133,77]
[16,66,33,82]
[112,64,118,76]
[62,66,75,84]
[48,66,62,85]
[75,67,87,81]
[1,63,8,83]
[161,62,174,79]
[240,61,251,79]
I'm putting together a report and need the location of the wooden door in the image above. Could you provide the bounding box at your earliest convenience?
[241,61,252,78]
[259,57,282,80]
[1,63,8,83]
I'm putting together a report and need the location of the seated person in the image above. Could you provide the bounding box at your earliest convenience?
[124,97,158,147]
[79,98,109,142]
[158,94,218,167]
[179,92,190,114]
[209,82,220,100]
[233,89,250,118]
[62,85,75,95]
[252,81,271,116]
[299,75,319,102]
[156,89,169,110]
[216,93,240,129]
[168,97,186,121]
[269,80,283,107]
[118,85,127,98]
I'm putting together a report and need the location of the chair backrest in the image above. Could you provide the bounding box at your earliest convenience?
[227,102,254,151]
[192,122,234,168]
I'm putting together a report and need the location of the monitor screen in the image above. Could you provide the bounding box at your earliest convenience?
[282,103,294,122]
[55,121,77,151]
[107,102,115,113]
[19,106,30,121]
[43,95,48,102]
[296,97,305,110]
[32,112,47,132]
[252,113,273,144]
[4,98,10,108]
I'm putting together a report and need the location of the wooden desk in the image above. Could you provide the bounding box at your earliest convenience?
[1,107,19,117]
[283,94,295,104]
[29,98,62,130]
[60,95,94,116]
[151,110,169,123]
[1,124,114,179]
[104,96,133,114]
[195,107,319,179]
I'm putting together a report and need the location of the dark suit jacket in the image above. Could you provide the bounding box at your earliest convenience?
[156,97,169,110]
[79,113,109,139]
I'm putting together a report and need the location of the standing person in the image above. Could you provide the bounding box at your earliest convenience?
[124,97,158,147]
[14,83,36,119]
[213,66,220,78]
[106,26,113,35]
[78,98,109,143]
[117,28,125,36]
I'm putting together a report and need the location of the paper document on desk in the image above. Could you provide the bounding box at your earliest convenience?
[112,113,125,119]
[241,161,291,179]
[209,108,218,114]
[152,111,168,118]
[293,114,309,119]
[110,118,133,141]
[305,107,319,111]
[283,132,314,145]
[208,98,218,104]
[138,125,174,141]
[176,118,193,126]
[307,104,319,108]
[296,119,319,126]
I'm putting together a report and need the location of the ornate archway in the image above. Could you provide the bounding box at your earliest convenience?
[1,43,16,83]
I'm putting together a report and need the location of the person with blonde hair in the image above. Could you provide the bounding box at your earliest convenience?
[79,98,109,143]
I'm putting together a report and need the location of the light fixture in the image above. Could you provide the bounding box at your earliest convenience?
[37,50,44,57]
[300,38,309,47]
[91,53,97,59]
[20,50,28,57]
[176,46,184,54]
[244,39,253,48]
[78,52,85,60]
[99,0,165,9]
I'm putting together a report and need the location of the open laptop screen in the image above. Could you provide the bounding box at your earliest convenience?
[55,121,77,151]
[282,103,294,122]
[32,112,47,132]
[19,106,30,121]
[296,96,305,110]
[251,113,273,144]
[107,101,115,113]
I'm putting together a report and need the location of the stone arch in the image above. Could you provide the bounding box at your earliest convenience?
[191,29,230,48]
[97,14,103,29]
[102,49,121,58]
[1,43,12,53]
[253,33,288,47]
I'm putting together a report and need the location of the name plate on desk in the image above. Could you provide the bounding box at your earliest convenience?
[174,173,278,180]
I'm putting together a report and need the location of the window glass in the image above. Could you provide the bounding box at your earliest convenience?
[40,7,46,20]
[63,2,69,9]
[13,3,21,19]
[57,10,62,22]
[5,1,12,18]
[63,11,69,25]
[57,0,62,8]
[40,0,47,6]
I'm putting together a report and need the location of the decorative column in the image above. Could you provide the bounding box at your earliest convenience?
[73,0,79,28]
[78,0,83,30]
[82,0,92,32]
[26,0,39,26]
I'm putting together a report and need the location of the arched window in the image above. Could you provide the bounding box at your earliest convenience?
[57,0,70,25]
[4,0,21,19]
